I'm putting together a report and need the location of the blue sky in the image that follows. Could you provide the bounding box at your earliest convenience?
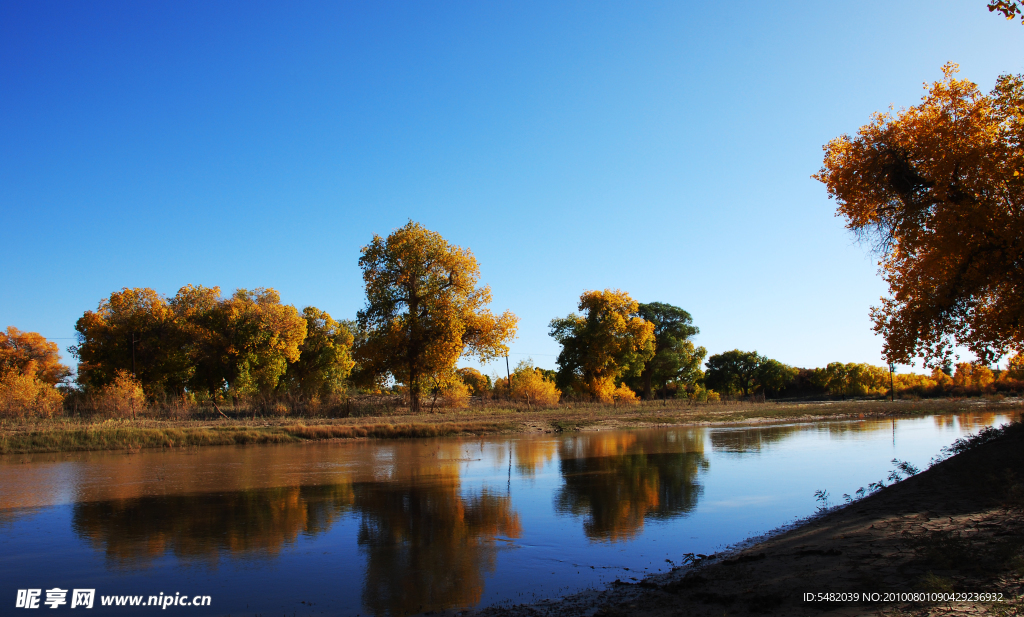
[2,1,1022,376]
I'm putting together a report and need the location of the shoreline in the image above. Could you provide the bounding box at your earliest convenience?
[470,420,1024,617]
[1,398,1019,456]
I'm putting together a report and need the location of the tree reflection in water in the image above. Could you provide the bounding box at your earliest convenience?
[70,441,521,617]
[355,441,521,616]
[355,483,520,616]
[72,483,356,566]
[555,430,708,541]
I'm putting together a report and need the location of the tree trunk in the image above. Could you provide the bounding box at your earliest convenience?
[642,368,653,400]
[409,360,420,413]
[408,283,421,414]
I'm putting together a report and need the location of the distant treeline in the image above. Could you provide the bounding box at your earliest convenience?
[701,351,1024,400]
[2,221,1022,420]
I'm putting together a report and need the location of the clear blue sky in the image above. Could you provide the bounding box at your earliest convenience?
[2,1,1021,376]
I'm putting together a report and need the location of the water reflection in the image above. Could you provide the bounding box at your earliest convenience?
[66,441,521,617]
[354,443,521,616]
[555,430,708,541]
[513,439,558,477]
[72,484,354,566]
[709,424,806,453]
[933,412,1002,430]
[4,413,1016,617]
[356,484,519,615]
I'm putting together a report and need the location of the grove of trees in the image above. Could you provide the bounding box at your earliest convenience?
[4,211,1024,420]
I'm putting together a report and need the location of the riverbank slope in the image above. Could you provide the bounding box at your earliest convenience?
[476,421,1024,617]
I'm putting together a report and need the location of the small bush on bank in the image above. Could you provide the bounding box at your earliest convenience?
[492,360,562,407]
[88,371,146,418]
[612,383,639,405]
[0,369,64,418]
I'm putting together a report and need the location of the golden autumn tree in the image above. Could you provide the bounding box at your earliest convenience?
[455,366,491,396]
[491,359,562,406]
[355,221,518,413]
[282,307,355,399]
[0,327,70,418]
[549,289,655,402]
[0,327,71,385]
[72,287,188,395]
[217,288,307,397]
[814,64,1024,367]
[73,286,307,400]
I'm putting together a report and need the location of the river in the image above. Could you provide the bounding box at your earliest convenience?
[0,411,1015,615]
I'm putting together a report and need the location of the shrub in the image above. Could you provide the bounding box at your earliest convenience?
[439,380,471,408]
[685,384,719,403]
[0,369,64,418]
[493,360,562,406]
[512,369,561,406]
[91,370,146,418]
[612,383,639,404]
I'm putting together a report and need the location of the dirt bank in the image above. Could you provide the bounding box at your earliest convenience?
[471,421,1024,617]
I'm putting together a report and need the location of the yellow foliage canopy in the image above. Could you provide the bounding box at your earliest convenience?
[493,360,561,406]
[0,370,64,418]
[0,326,71,386]
[356,221,518,412]
[549,289,654,402]
[815,64,1024,366]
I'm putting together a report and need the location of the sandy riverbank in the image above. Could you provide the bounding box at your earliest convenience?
[0,398,1019,455]
[470,420,1024,617]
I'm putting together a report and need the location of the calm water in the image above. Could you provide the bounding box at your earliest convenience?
[0,412,1015,615]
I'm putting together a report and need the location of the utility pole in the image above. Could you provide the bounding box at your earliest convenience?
[130,331,139,421]
[888,362,895,402]
[131,332,138,378]
[505,355,512,401]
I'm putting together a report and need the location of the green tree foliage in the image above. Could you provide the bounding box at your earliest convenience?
[755,359,799,398]
[704,350,797,397]
[192,288,307,398]
[169,284,228,396]
[627,302,705,399]
[811,362,890,399]
[549,289,654,402]
[704,350,764,396]
[355,221,517,412]
[282,307,355,398]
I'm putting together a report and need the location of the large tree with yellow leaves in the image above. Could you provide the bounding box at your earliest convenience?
[355,221,518,412]
[549,289,655,402]
[815,64,1024,367]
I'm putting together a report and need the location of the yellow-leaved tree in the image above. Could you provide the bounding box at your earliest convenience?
[355,221,518,413]
[0,327,70,418]
[492,359,562,406]
[549,289,655,402]
[814,64,1024,367]
[218,288,307,397]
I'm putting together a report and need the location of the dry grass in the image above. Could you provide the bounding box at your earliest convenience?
[1,397,1018,455]
[0,418,515,455]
